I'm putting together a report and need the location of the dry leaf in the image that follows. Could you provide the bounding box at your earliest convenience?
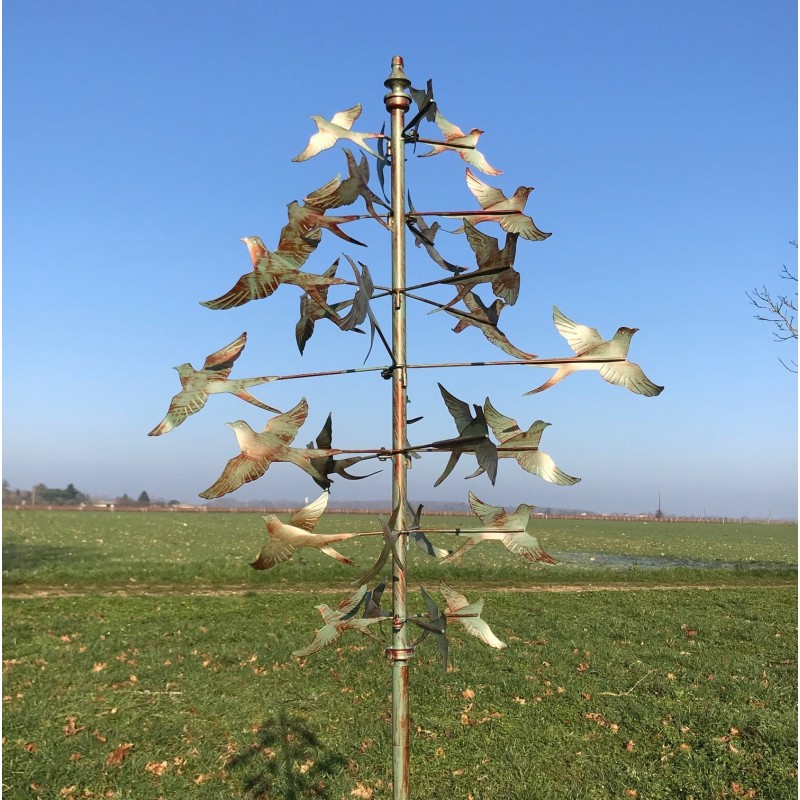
[69,753,82,761]
[145,761,168,777]
[461,688,475,699]
[194,773,213,784]
[625,741,635,752]
[23,742,38,752]
[63,717,85,737]
[92,662,107,673]
[351,783,373,799]
[105,743,133,766]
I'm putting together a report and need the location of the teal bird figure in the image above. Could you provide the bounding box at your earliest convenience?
[306,413,381,491]
[199,398,331,499]
[468,398,580,486]
[148,332,280,436]
[439,492,555,566]
[250,491,375,570]
[525,307,664,397]
[200,231,349,312]
[439,582,506,650]
[459,169,550,241]
[292,585,385,657]
[419,111,502,176]
[430,384,498,488]
[447,289,536,360]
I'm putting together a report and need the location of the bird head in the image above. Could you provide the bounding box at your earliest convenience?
[174,363,194,376]
[226,420,255,448]
[469,128,484,136]
[262,513,280,532]
[514,186,534,198]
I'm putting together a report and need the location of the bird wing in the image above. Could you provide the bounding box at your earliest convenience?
[411,532,449,558]
[439,581,469,612]
[437,383,473,433]
[289,490,330,532]
[552,306,605,354]
[463,219,500,269]
[465,169,506,209]
[491,268,520,305]
[467,491,510,529]
[313,413,334,449]
[514,450,580,486]
[482,398,521,444]
[200,254,284,310]
[462,147,502,176]
[148,387,208,436]
[292,623,340,657]
[502,531,556,565]
[330,104,362,130]
[473,437,498,485]
[336,584,368,617]
[434,111,465,139]
[202,332,247,376]
[249,536,295,570]
[199,453,270,499]
[598,360,664,396]
[276,219,322,266]
[456,613,507,650]
[304,172,358,211]
[262,398,308,442]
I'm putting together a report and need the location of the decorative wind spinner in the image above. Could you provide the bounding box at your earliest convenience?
[150,56,663,800]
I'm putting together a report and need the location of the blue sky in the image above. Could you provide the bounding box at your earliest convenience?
[3,1,797,518]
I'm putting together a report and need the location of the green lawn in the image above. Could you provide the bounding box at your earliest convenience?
[3,588,796,799]
[2,510,796,590]
[3,511,797,799]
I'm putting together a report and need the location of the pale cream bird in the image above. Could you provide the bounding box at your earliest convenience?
[525,306,664,397]
[419,111,502,176]
[439,491,556,566]
[460,169,551,241]
[468,398,581,486]
[293,104,383,162]
[148,332,280,436]
[249,490,375,570]
[439,582,506,650]
[292,585,385,657]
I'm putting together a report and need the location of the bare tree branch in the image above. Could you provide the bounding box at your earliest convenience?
[747,242,798,372]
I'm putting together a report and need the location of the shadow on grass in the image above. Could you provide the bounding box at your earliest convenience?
[227,707,347,799]
[2,542,101,573]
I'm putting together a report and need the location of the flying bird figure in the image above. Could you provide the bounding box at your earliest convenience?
[199,398,332,499]
[200,233,349,312]
[439,491,556,566]
[293,103,384,163]
[439,582,506,650]
[303,149,390,230]
[446,289,537,360]
[306,413,381,491]
[466,398,580,485]
[409,587,449,671]
[148,332,280,436]
[404,80,437,143]
[524,306,664,397]
[428,384,497,488]
[407,193,465,274]
[292,585,385,658]
[459,169,551,241]
[250,491,375,570]
[295,260,363,355]
[433,220,521,312]
[419,111,502,176]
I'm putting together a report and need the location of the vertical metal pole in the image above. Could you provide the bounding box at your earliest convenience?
[384,55,412,800]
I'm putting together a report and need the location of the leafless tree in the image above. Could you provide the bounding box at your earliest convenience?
[747,242,798,372]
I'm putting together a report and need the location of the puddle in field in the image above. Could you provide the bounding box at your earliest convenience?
[549,551,797,572]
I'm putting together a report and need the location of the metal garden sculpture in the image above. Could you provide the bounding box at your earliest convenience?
[150,56,663,800]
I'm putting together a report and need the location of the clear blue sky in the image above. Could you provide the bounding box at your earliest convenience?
[4,1,798,519]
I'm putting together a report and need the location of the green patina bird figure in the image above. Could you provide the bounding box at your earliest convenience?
[250,491,376,570]
[458,168,550,241]
[419,111,502,176]
[148,332,280,436]
[292,585,385,657]
[465,398,580,486]
[199,398,334,499]
[439,582,506,650]
[439,491,555,566]
[525,307,664,397]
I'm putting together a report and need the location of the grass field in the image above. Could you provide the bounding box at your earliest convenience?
[3,511,798,799]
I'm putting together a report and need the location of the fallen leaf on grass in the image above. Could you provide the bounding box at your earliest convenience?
[461,689,475,699]
[63,717,85,737]
[730,783,757,798]
[92,663,107,673]
[625,741,635,752]
[351,783,373,799]
[23,742,38,752]
[145,761,168,777]
[194,773,213,784]
[105,743,133,766]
